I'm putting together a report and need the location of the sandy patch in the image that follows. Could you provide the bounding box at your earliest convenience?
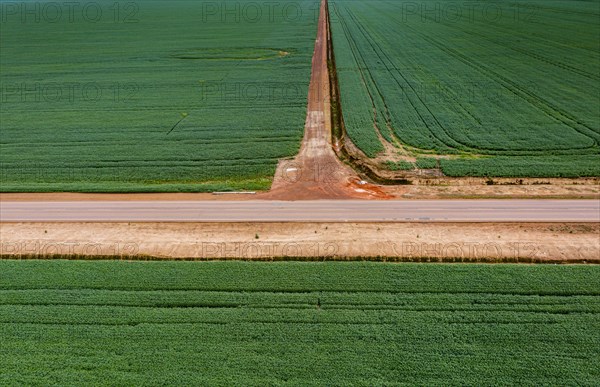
[2,222,597,262]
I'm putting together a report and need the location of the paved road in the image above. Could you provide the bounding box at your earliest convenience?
[1,200,598,222]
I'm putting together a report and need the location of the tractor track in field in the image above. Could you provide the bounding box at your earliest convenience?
[333,3,404,159]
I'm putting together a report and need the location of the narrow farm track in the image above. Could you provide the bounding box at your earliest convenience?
[264,0,389,199]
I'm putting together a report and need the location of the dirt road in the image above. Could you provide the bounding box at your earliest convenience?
[264,0,387,199]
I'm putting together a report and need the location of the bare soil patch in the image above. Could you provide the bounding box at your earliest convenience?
[2,222,597,262]
[264,0,388,200]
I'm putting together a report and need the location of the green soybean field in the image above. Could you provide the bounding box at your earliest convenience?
[0,0,318,192]
[330,0,600,177]
[1,260,599,385]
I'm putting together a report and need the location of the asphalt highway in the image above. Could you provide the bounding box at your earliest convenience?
[1,200,598,222]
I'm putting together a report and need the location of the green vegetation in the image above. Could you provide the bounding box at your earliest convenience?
[330,0,600,177]
[415,157,438,169]
[384,160,414,171]
[0,0,318,192]
[442,154,600,177]
[1,260,599,385]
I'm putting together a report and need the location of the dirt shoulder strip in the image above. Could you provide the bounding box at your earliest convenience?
[1,222,598,262]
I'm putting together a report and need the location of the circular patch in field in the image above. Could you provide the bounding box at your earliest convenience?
[170,48,289,60]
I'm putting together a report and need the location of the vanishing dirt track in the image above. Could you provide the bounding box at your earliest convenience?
[263,0,389,200]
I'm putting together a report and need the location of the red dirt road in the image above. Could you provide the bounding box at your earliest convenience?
[263,0,389,200]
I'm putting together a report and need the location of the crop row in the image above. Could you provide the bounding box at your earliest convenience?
[330,0,600,177]
[1,260,598,385]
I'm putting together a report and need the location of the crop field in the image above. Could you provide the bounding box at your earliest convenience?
[1,260,598,385]
[330,0,600,177]
[0,0,318,192]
